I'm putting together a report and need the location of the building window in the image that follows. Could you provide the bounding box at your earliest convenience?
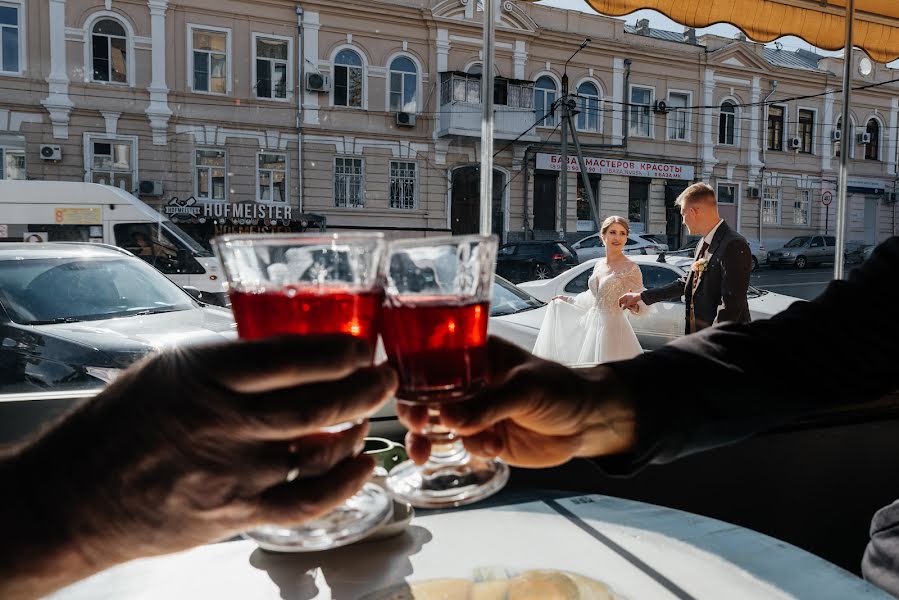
[767,105,784,151]
[835,117,852,158]
[389,56,418,113]
[334,49,363,108]
[534,76,558,128]
[629,86,653,137]
[91,19,127,83]
[865,119,880,161]
[576,81,600,132]
[762,187,781,225]
[254,36,289,100]
[389,161,416,209]
[667,92,689,141]
[0,147,25,179]
[0,3,20,74]
[718,101,736,145]
[794,189,810,226]
[191,28,229,94]
[257,152,287,202]
[798,109,814,154]
[88,137,136,191]
[334,157,363,208]
[195,149,227,200]
[717,184,736,205]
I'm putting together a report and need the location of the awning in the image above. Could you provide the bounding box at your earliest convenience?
[585,0,899,63]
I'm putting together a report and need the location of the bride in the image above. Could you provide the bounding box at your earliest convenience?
[532,216,647,365]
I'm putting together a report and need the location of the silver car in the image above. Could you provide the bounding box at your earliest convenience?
[571,233,663,260]
[767,235,835,269]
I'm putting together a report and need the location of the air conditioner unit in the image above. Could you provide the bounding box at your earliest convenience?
[40,145,62,161]
[139,180,164,196]
[304,71,331,93]
[789,137,802,150]
[748,187,760,198]
[831,129,842,142]
[857,132,872,144]
[395,112,416,127]
[652,100,669,113]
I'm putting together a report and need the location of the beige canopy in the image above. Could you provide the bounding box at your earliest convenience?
[585,0,899,64]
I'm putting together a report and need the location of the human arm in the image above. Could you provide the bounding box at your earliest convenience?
[716,238,753,323]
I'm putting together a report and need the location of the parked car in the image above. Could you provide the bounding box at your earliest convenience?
[767,235,836,269]
[0,243,236,394]
[518,255,801,351]
[862,244,876,262]
[496,241,578,283]
[571,233,663,261]
[636,234,670,252]
[676,236,767,270]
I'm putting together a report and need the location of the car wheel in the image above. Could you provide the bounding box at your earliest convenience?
[751,257,759,271]
[533,264,551,280]
[794,256,808,269]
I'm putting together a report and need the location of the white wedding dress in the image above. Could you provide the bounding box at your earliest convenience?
[533,259,647,366]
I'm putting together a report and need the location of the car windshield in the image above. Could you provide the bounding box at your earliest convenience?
[0,257,194,325]
[785,237,811,248]
[491,276,544,316]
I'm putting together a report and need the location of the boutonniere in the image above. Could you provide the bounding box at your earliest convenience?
[691,258,710,273]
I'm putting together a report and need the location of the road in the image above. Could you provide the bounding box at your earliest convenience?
[751,266,839,300]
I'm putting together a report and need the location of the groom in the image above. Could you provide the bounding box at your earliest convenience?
[620,183,752,334]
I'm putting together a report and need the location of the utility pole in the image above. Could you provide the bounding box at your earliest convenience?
[559,38,591,240]
[479,0,496,237]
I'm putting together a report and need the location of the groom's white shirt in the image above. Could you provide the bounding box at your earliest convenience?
[699,219,725,258]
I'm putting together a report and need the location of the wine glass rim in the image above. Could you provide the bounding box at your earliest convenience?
[213,232,386,248]
[386,233,498,251]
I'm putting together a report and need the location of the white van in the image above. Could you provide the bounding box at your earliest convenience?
[0,180,227,305]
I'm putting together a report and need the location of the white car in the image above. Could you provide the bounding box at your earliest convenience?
[517,255,801,351]
[571,233,663,261]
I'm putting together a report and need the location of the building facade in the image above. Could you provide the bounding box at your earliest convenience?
[1,0,897,250]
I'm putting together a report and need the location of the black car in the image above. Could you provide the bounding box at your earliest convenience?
[496,241,579,283]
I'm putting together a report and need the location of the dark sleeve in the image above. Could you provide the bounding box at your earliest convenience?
[716,238,752,323]
[598,237,899,475]
[641,277,687,305]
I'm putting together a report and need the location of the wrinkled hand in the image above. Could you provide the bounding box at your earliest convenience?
[8,335,396,593]
[397,338,636,469]
[619,291,642,310]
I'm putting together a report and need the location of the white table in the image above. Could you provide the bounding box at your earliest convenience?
[51,492,891,599]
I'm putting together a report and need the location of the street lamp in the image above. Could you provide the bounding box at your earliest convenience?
[559,38,590,239]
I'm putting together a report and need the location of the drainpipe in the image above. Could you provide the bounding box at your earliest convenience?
[758,81,777,244]
[522,145,532,239]
[296,6,305,214]
[622,59,631,150]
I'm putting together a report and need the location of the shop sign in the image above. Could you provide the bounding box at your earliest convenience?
[536,153,694,180]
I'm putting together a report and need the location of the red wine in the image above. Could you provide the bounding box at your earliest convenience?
[229,286,383,351]
[381,297,490,404]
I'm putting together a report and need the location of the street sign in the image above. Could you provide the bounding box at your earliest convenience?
[822,191,833,206]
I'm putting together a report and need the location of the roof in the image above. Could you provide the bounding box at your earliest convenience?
[624,24,697,45]
[762,47,825,72]
[0,243,131,260]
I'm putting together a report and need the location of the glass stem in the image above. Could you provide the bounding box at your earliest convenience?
[424,405,469,464]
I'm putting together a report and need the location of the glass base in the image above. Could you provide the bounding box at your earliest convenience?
[385,451,509,509]
[242,482,393,552]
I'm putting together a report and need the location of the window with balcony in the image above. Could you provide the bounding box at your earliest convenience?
[763,187,781,225]
[91,19,128,84]
[257,152,287,202]
[576,82,600,132]
[254,36,289,100]
[718,101,737,145]
[794,189,810,225]
[195,149,227,201]
[389,56,418,113]
[334,49,364,108]
[389,161,416,209]
[535,76,558,128]
[629,86,653,137]
[0,3,20,74]
[767,105,784,151]
[439,72,532,109]
[865,119,881,161]
[798,109,814,154]
[335,157,364,208]
[190,27,229,94]
[667,92,689,141]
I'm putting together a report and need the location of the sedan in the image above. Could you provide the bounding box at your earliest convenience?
[0,243,236,394]
[768,235,835,269]
[518,255,801,350]
[571,233,663,261]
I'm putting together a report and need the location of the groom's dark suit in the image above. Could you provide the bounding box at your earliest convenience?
[640,221,752,334]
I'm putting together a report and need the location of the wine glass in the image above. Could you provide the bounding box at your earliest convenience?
[379,234,508,508]
[213,232,393,551]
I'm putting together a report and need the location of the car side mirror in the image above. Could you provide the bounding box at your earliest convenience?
[182,286,203,301]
